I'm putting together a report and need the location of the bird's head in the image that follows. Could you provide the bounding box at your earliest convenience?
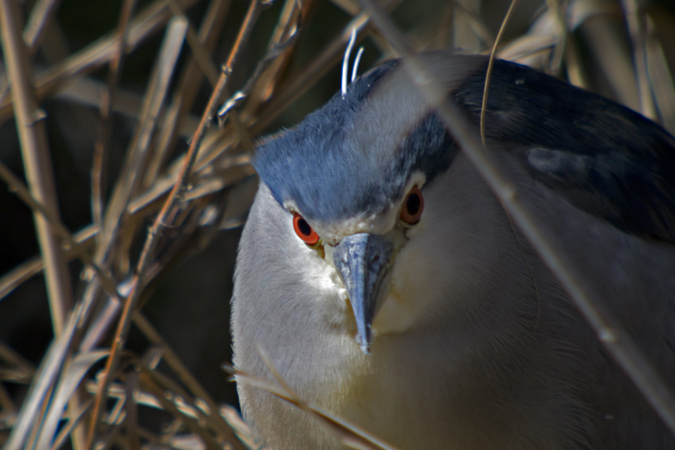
[252,54,492,354]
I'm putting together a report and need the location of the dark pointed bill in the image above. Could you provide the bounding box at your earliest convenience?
[332,233,394,354]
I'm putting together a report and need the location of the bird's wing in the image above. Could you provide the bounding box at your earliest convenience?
[452,58,675,244]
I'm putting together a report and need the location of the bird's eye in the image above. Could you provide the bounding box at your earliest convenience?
[400,186,424,225]
[293,213,320,245]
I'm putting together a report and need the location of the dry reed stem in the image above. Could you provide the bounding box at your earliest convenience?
[0,0,202,123]
[0,161,118,295]
[22,0,61,53]
[91,0,137,237]
[143,0,232,186]
[0,0,72,337]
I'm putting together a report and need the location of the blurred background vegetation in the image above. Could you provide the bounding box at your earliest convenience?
[0,0,674,448]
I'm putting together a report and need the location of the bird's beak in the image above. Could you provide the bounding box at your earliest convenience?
[331,233,394,354]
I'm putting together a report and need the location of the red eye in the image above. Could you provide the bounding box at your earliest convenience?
[293,213,320,245]
[400,186,424,225]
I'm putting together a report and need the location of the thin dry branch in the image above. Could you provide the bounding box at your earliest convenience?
[87,0,267,446]
[92,0,138,236]
[0,0,72,336]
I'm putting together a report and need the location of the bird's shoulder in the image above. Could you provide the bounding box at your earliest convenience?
[452,58,675,243]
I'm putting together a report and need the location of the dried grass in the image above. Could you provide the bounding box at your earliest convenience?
[0,0,673,449]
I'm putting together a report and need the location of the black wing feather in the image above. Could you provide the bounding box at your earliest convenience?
[453,59,675,243]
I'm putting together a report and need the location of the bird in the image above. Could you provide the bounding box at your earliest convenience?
[230,51,675,449]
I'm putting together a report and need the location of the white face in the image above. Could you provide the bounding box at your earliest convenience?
[282,170,426,342]
[285,153,512,343]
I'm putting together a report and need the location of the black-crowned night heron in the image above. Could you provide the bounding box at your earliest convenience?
[231,52,675,449]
